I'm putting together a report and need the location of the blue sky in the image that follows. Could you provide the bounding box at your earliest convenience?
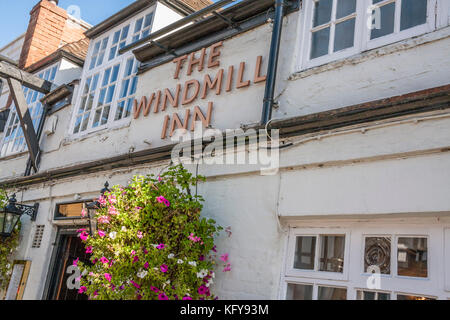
[0,0,226,49]
[0,0,136,49]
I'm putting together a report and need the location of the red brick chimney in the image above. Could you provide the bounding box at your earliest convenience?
[19,0,88,69]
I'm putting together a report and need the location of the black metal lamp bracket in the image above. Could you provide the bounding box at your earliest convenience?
[16,203,39,221]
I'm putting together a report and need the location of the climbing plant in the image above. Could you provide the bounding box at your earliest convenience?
[0,190,21,291]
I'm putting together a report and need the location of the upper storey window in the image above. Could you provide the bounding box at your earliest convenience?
[299,0,443,70]
[132,13,154,42]
[89,37,109,70]
[70,8,155,137]
[0,63,59,157]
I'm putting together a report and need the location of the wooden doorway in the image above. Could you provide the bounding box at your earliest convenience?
[44,228,91,300]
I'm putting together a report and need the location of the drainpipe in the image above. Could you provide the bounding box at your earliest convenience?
[261,0,286,125]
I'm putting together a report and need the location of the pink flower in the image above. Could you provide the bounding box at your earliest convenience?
[78,286,87,294]
[133,256,139,263]
[158,293,169,300]
[137,231,143,239]
[131,250,136,256]
[130,280,140,289]
[199,255,205,261]
[77,228,86,233]
[223,263,231,272]
[73,258,79,266]
[156,244,165,250]
[158,176,162,182]
[104,273,112,282]
[98,195,107,206]
[97,216,110,224]
[160,264,168,273]
[108,206,118,215]
[150,286,159,293]
[81,209,87,218]
[198,285,209,295]
[220,253,229,262]
[108,195,117,204]
[156,196,170,207]
[79,231,89,241]
[98,230,106,237]
[86,246,93,254]
[188,233,202,243]
[212,245,217,253]
[144,262,149,270]
[182,296,192,300]
[100,257,109,264]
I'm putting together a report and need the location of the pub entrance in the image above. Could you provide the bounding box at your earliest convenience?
[44,227,91,300]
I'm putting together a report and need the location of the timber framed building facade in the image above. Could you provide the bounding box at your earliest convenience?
[0,0,449,300]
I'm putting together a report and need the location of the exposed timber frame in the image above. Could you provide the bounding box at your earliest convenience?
[0,57,54,172]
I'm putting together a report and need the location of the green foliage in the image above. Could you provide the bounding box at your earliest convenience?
[77,165,228,300]
[0,190,21,291]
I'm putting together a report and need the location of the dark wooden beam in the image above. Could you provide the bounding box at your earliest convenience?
[0,61,52,94]
[7,78,40,170]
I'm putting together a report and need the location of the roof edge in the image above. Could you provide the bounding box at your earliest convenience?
[85,0,157,39]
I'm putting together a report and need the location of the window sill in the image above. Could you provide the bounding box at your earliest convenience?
[289,26,450,81]
[63,118,132,145]
[0,150,28,162]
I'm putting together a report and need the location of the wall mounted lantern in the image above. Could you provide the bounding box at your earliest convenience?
[85,182,110,235]
[1,194,39,238]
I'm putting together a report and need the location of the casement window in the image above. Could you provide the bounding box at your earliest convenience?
[131,12,154,42]
[0,63,59,157]
[70,9,152,137]
[109,25,130,61]
[93,64,120,128]
[89,37,109,70]
[299,0,442,70]
[115,57,139,121]
[73,73,100,134]
[282,224,449,300]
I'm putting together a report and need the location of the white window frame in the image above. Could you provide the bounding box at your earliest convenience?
[298,0,441,71]
[281,222,449,300]
[285,228,351,281]
[0,62,60,157]
[69,6,155,138]
[364,0,437,51]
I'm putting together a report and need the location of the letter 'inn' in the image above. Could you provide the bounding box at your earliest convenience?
[0,0,450,300]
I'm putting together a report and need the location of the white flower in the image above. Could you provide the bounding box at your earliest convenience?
[109,231,117,239]
[168,253,175,259]
[137,270,148,279]
[196,269,208,278]
[188,261,197,267]
[151,244,158,248]
[121,226,127,232]
[166,280,171,284]
[205,279,214,287]
[177,259,184,264]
